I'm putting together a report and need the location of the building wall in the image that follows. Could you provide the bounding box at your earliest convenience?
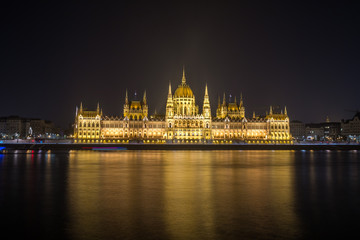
[0,116,58,139]
[290,121,305,140]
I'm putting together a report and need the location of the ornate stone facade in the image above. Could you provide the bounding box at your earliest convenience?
[74,69,292,144]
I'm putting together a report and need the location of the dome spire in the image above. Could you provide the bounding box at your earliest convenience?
[182,66,186,84]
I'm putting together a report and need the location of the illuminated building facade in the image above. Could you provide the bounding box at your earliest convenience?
[74,69,292,144]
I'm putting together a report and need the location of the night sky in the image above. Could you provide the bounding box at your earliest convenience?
[2,2,360,128]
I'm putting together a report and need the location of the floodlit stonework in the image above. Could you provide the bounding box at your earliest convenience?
[74,69,292,144]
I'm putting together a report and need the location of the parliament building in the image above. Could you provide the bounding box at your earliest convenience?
[74,69,292,144]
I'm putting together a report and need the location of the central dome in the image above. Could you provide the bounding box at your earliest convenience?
[173,68,194,98]
[174,84,194,98]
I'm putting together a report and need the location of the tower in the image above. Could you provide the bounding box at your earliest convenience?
[202,84,211,119]
[239,93,245,118]
[142,90,148,117]
[124,89,129,117]
[166,82,174,118]
[165,82,174,139]
[221,93,228,118]
[202,84,212,140]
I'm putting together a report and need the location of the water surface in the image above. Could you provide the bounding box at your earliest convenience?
[0,150,359,239]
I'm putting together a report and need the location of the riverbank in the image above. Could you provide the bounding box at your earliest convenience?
[1,143,360,152]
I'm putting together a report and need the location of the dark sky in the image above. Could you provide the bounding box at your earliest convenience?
[2,2,360,128]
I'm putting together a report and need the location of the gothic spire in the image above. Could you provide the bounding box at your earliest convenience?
[284,106,287,115]
[80,102,83,112]
[97,102,100,113]
[168,82,172,95]
[239,93,244,107]
[203,84,210,105]
[143,90,147,104]
[125,89,129,104]
[222,92,226,106]
[270,105,273,115]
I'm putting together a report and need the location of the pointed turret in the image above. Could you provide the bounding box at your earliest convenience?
[269,105,273,115]
[182,66,186,84]
[125,89,129,104]
[97,102,100,113]
[234,96,237,104]
[166,82,174,119]
[168,82,172,95]
[239,93,243,107]
[203,84,210,105]
[222,93,226,106]
[100,108,103,116]
[142,90,148,117]
[203,84,211,119]
[239,93,245,118]
[123,89,130,118]
[143,90,147,104]
[253,111,256,118]
[284,106,287,115]
[80,102,83,113]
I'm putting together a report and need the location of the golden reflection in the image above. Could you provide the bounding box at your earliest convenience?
[163,151,215,239]
[66,150,300,239]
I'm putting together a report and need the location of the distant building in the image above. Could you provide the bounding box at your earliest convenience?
[305,117,341,141]
[290,120,305,140]
[0,116,59,139]
[322,121,341,141]
[305,123,324,141]
[341,112,360,142]
[0,116,26,139]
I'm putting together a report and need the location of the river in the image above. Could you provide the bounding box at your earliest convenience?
[0,150,359,239]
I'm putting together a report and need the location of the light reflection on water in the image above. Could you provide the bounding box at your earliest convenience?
[0,150,359,240]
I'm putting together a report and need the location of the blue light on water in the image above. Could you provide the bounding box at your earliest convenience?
[92,147,127,151]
